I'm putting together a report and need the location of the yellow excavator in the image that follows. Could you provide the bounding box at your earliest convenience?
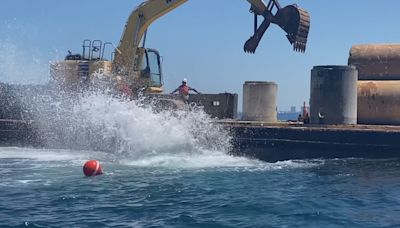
[50,0,310,94]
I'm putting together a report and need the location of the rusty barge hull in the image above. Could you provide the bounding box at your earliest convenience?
[2,119,400,163]
[0,120,40,147]
[226,121,400,162]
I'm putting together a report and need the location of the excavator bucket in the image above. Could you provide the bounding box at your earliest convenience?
[275,5,310,52]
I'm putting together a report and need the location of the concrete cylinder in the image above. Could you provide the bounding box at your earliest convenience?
[358,81,400,125]
[349,44,400,80]
[310,66,358,125]
[242,81,277,122]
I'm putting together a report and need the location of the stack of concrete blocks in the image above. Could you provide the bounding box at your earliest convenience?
[349,44,400,125]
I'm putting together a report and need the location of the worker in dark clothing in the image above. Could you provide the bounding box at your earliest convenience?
[170,78,200,101]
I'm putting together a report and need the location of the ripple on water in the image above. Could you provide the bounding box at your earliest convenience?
[1,147,400,227]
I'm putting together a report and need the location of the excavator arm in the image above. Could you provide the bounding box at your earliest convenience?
[113,0,189,78]
[245,0,310,53]
[113,0,310,78]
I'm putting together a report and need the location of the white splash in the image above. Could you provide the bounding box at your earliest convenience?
[0,22,323,170]
[67,92,243,168]
[1,85,325,169]
[0,20,51,84]
[0,40,49,85]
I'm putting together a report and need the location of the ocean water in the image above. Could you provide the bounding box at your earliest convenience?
[1,93,400,227]
[1,148,400,228]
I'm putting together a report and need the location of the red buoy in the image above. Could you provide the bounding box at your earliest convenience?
[83,160,103,177]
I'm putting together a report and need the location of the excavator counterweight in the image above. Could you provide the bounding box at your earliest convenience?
[245,0,310,53]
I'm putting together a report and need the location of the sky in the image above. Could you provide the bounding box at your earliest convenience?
[1,0,400,110]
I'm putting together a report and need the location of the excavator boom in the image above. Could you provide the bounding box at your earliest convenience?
[113,0,189,78]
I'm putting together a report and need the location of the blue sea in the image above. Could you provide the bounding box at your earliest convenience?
[1,147,400,228]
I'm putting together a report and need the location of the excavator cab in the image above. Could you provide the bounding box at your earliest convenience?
[245,0,310,53]
[140,48,163,87]
[136,47,164,93]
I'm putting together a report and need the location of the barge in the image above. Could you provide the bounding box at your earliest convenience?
[2,117,400,163]
[227,121,400,162]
